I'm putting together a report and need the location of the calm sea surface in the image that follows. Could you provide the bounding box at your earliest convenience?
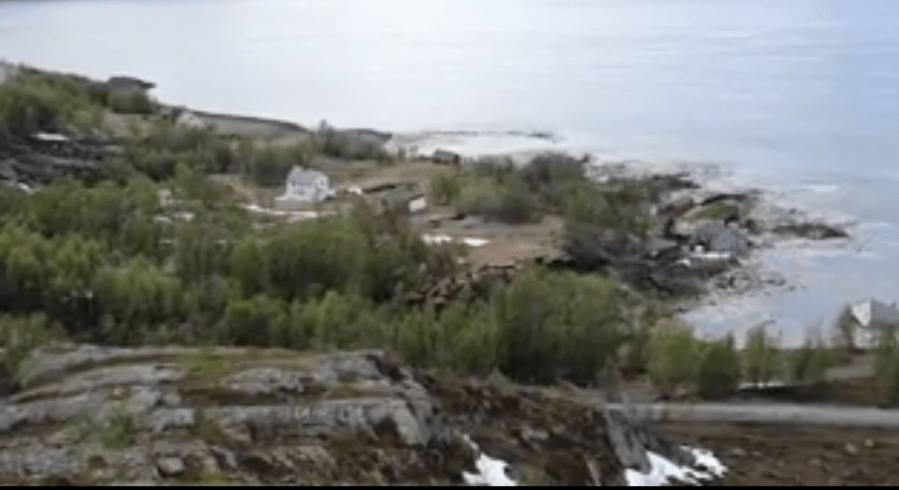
[3,0,899,343]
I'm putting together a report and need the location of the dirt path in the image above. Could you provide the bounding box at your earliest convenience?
[608,402,899,428]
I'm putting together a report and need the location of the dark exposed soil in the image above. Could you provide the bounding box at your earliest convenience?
[658,421,899,486]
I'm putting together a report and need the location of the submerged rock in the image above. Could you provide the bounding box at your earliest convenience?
[772,222,848,240]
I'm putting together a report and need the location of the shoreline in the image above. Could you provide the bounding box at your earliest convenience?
[0,63,861,349]
[2,61,899,487]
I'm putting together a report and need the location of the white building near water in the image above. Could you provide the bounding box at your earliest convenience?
[277,166,335,203]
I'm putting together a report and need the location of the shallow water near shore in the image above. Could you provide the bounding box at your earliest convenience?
[3,0,899,344]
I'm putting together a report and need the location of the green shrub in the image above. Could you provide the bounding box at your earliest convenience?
[519,153,587,208]
[317,130,386,161]
[93,258,188,343]
[471,158,516,184]
[0,71,93,136]
[696,335,741,399]
[429,173,462,206]
[293,290,389,351]
[0,313,60,384]
[790,334,834,384]
[440,302,499,374]
[478,176,543,224]
[646,319,699,398]
[494,268,625,384]
[247,144,309,187]
[874,332,899,407]
[833,305,859,352]
[106,89,153,115]
[743,324,783,387]
[174,217,233,282]
[223,294,289,347]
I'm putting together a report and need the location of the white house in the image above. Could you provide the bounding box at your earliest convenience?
[277,166,335,203]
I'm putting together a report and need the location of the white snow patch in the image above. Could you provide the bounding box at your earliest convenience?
[422,235,491,247]
[422,234,453,245]
[690,251,734,261]
[239,203,327,222]
[463,453,517,487]
[625,446,726,487]
[461,435,517,487]
[738,379,790,390]
[462,237,491,247]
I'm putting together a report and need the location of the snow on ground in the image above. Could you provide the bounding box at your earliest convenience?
[422,234,491,248]
[625,446,727,487]
[461,435,517,487]
[239,203,326,222]
[461,237,491,247]
[738,379,791,390]
[462,453,517,487]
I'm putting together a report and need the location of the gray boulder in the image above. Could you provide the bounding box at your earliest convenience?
[693,221,750,256]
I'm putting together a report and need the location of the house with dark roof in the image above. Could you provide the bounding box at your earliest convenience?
[432,149,461,166]
[378,186,427,215]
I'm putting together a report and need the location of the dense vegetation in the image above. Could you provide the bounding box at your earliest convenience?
[1,68,895,404]
[0,68,153,138]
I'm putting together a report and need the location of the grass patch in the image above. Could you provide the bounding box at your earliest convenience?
[99,412,137,450]
[517,465,550,486]
[874,333,899,407]
[178,349,245,385]
[691,202,740,221]
[177,347,314,386]
[193,408,228,443]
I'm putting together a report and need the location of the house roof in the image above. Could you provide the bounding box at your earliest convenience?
[287,166,327,185]
[106,76,155,91]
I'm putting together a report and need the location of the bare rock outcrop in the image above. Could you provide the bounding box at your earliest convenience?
[0,344,713,485]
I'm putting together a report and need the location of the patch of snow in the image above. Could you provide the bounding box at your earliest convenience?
[688,447,727,478]
[462,237,491,247]
[422,234,453,245]
[738,379,790,390]
[240,203,325,221]
[461,434,517,487]
[423,235,490,247]
[32,132,69,142]
[625,446,726,487]
[463,453,517,487]
[690,251,734,261]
